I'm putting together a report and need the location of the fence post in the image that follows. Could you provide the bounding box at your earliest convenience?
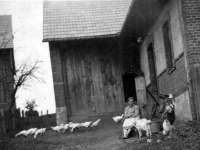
[47,110,48,115]
[22,110,24,118]
[41,111,43,116]
[0,110,6,134]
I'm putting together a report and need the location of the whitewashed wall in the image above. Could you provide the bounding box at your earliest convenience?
[140,0,184,79]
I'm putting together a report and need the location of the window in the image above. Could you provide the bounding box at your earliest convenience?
[162,20,174,72]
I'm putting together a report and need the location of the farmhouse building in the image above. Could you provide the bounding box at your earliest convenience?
[0,15,15,110]
[43,0,200,124]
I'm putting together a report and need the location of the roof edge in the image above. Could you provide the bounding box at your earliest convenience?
[43,33,120,42]
[119,0,135,37]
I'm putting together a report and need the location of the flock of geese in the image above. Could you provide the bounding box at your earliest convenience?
[15,119,101,138]
[15,114,174,140]
[15,115,131,139]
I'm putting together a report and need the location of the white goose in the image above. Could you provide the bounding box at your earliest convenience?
[91,119,101,128]
[63,124,70,133]
[163,119,175,136]
[15,130,29,137]
[51,124,64,133]
[71,123,82,132]
[81,121,92,128]
[34,128,46,138]
[113,114,124,123]
[27,128,38,136]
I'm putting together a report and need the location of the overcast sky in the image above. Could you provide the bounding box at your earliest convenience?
[0,0,56,115]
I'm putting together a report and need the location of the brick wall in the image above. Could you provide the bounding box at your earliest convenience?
[181,0,200,120]
[49,42,66,108]
[145,54,187,104]
[157,53,188,97]
[145,54,187,120]
[181,0,200,66]
[49,42,68,125]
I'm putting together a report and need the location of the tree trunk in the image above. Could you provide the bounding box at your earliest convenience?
[10,88,17,109]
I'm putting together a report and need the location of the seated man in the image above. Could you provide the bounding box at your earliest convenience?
[122,97,139,139]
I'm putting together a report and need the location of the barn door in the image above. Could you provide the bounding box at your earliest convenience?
[135,76,149,119]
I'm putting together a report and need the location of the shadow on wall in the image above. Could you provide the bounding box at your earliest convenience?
[174,90,193,121]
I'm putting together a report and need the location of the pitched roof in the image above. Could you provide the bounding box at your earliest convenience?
[0,15,13,49]
[43,0,132,42]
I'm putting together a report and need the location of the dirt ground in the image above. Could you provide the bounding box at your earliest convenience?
[1,120,200,150]
[1,123,142,150]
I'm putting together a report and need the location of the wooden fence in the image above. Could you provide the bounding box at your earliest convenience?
[0,109,56,136]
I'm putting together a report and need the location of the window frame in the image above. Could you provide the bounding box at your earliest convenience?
[162,12,176,74]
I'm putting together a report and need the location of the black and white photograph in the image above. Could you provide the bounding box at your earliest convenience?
[0,0,200,149]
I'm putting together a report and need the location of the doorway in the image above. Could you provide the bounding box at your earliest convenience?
[147,43,158,94]
[122,73,137,103]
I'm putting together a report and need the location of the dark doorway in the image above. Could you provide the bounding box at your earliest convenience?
[122,73,137,102]
[147,43,158,94]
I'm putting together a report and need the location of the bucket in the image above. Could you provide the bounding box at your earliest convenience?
[150,120,163,133]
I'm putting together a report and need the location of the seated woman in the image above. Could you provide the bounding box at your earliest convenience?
[122,97,139,139]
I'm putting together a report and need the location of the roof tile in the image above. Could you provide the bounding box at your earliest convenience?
[43,0,132,41]
[0,15,13,49]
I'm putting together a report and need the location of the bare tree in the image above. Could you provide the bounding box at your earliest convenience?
[0,30,45,109]
[0,59,45,109]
